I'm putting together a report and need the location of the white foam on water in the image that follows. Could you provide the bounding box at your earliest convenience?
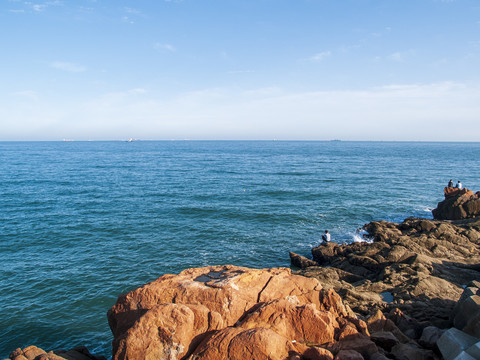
[349,229,373,244]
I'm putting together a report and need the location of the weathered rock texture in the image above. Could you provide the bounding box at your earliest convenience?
[432,187,480,220]
[9,345,106,360]
[294,217,480,331]
[107,265,395,360]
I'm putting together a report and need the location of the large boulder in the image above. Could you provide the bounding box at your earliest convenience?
[451,282,480,338]
[108,265,378,360]
[432,187,479,220]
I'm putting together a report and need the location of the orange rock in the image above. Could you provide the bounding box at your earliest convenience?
[113,303,224,360]
[319,289,349,317]
[108,265,366,360]
[338,324,359,341]
[190,327,307,360]
[240,299,337,345]
[13,346,46,360]
[303,347,335,360]
[444,187,474,198]
[108,265,322,339]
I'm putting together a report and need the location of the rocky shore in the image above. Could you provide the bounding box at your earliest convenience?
[7,188,480,359]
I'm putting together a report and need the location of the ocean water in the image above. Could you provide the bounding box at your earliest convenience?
[1,140,479,358]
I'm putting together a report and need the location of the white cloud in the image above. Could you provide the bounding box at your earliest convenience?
[307,51,331,62]
[30,1,62,12]
[154,43,176,52]
[32,4,46,11]
[124,7,141,14]
[51,61,87,72]
[121,16,134,24]
[3,82,480,141]
[388,50,415,62]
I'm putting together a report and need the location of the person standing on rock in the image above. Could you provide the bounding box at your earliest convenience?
[321,230,331,243]
[456,181,463,189]
[448,179,454,187]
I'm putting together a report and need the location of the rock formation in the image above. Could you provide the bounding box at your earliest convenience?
[8,345,106,360]
[292,217,480,330]
[432,187,480,220]
[107,265,403,360]
[436,281,480,359]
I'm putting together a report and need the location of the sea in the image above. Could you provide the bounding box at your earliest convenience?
[1,140,479,358]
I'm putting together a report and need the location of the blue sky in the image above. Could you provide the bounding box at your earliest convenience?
[1,0,479,140]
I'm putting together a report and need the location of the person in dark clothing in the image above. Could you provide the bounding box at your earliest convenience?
[448,179,454,187]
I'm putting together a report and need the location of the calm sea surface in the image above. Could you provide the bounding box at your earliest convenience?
[1,141,479,357]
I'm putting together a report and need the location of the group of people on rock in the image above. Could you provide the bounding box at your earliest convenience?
[448,179,463,189]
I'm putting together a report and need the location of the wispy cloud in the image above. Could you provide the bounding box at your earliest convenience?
[51,61,87,72]
[30,1,62,12]
[228,70,255,74]
[389,52,404,62]
[154,43,176,52]
[307,51,332,62]
[33,4,47,12]
[4,81,480,141]
[387,50,415,62]
[12,90,39,101]
[121,16,135,24]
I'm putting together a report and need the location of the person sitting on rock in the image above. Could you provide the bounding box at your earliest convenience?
[456,181,463,189]
[448,179,454,187]
[321,230,331,243]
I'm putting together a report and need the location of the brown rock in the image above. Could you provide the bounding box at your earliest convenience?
[298,216,480,331]
[189,327,307,360]
[418,326,444,350]
[108,265,322,340]
[240,299,337,345]
[46,352,68,360]
[8,347,104,360]
[433,188,478,220]
[113,303,224,360]
[312,243,340,265]
[334,350,364,360]
[108,265,366,360]
[54,347,105,360]
[319,289,349,317]
[327,334,378,358]
[290,252,318,269]
[389,343,436,360]
[21,346,46,360]
[303,347,334,360]
[370,331,399,351]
